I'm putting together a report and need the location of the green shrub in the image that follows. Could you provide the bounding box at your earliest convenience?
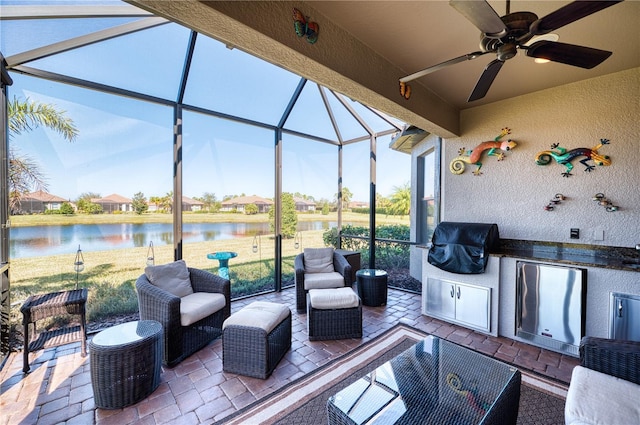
[244,203,258,215]
[323,224,411,270]
[60,202,75,215]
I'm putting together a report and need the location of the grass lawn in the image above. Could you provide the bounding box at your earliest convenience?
[8,211,409,332]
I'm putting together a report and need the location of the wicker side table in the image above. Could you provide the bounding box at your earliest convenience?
[335,249,361,282]
[21,288,88,373]
[89,320,162,409]
[356,269,388,307]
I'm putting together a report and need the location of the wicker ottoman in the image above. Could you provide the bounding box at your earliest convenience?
[89,320,162,409]
[307,288,362,341]
[222,301,291,379]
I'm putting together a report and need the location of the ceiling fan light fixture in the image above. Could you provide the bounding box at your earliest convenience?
[401,0,622,103]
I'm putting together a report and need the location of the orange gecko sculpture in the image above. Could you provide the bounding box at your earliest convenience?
[449,128,517,175]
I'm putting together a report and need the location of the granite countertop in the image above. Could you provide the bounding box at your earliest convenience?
[419,240,640,272]
[496,239,640,272]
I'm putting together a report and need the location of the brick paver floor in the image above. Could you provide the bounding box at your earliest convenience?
[0,287,578,424]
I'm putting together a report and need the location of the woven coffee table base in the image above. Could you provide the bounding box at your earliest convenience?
[89,320,162,409]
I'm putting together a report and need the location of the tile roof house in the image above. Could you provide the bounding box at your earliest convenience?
[18,190,69,214]
[349,201,369,209]
[91,193,132,213]
[220,195,273,213]
[181,196,204,212]
[293,197,316,212]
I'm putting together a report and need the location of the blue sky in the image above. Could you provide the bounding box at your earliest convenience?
[4,2,411,203]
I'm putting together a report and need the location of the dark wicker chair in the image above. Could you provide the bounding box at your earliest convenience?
[579,336,640,385]
[295,250,352,313]
[136,267,231,367]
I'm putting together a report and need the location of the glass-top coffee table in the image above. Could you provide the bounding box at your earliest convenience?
[327,335,521,425]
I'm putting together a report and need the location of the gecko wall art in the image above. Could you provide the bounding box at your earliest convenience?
[535,139,611,177]
[449,128,517,176]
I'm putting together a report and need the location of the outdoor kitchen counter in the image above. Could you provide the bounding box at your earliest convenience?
[418,240,639,272]
[496,239,640,273]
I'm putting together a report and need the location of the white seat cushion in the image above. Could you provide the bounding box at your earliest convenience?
[308,288,360,310]
[180,292,226,326]
[565,365,640,425]
[223,301,290,334]
[304,272,345,290]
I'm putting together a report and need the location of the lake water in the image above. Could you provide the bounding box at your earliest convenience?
[9,221,343,259]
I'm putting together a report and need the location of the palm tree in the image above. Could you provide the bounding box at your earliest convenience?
[388,183,411,217]
[335,187,353,210]
[8,96,78,212]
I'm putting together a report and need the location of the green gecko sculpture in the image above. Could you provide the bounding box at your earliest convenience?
[535,139,611,177]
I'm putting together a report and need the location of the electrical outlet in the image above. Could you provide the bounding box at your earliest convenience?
[570,228,580,239]
[594,228,605,241]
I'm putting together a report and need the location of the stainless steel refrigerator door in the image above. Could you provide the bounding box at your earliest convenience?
[516,261,586,354]
[611,293,640,342]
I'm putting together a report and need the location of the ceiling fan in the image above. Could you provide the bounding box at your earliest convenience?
[399,0,623,102]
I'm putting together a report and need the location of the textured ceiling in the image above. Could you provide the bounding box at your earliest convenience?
[309,1,640,110]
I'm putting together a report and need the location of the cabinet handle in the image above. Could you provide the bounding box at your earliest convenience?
[618,300,623,318]
[450,285,455,298]
[456,287,461,299]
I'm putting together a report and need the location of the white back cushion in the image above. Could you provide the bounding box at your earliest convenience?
[145,260,194,298]
[304,247,334,273]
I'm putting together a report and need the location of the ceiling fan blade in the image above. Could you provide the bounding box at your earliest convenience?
[399,51,488,83]
[468,59,504,102]
[526,41,613,69]
[529,0,623,35]
[450,0,508,39]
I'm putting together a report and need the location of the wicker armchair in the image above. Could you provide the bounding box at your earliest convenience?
[295,249,352,313]
[136,267,230,367]
[579,336,640,385]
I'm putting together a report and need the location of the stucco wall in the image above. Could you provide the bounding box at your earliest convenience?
[444,67,639,248]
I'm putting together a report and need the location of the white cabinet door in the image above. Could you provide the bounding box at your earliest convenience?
[426,278,456,321]
[425,278,491,332]
[455,283,490,331]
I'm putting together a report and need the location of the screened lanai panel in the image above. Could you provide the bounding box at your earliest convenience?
[283,133,338,207]
[0,17,142,58]
[183,34,302,126]
[321,91,371,142]
[8,74,174,316]
[376,133,412,197]
[9,75,174,203]
[342,141,371,208]
[20,23,189,101]
[283,83,340,142]
[338,96,404,137]
[282,133,338,267]
[181,111,276,298]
